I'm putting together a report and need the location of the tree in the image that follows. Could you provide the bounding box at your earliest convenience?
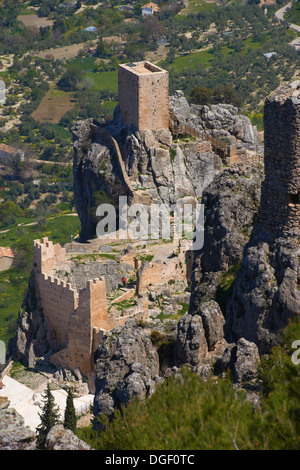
[0,199,22,227]
[64,388,77,433]
[36,383,60,449]
[57,65,84,91]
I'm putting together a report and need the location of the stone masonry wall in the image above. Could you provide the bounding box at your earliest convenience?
[118,62,169,131]
[33,238,109,379]
[259,81,300,239]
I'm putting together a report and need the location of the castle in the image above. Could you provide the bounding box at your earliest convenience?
[33,238,108,387]
[259,80,300,239]
[118,61,169,131]
[32,235,192,390]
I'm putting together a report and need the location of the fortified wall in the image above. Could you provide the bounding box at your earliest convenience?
[33,238,111,384]
[259,80,300,239]
[118,61,169,131]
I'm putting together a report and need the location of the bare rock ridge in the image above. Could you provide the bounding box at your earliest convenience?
[72,91,260,242]
[225,81,300,353]
[0,397,92,450]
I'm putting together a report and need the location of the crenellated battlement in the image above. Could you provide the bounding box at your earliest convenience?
[33,237,67,273]
[33,238,110,382]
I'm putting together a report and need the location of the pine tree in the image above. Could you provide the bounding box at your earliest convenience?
[36,383,60,449]
[64,387,77,433]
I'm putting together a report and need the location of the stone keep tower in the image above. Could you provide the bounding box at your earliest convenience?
[118,61,169,131]
[259,81,300,238]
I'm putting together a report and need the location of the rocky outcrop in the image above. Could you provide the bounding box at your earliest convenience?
[189,81,300,356]
[225,82,300,354]
[72,96,225,243]
[175,300,226,367]
[169,90,260,151]
[226,237,300,354]
[189,164,263,310]
[93,318,161,419]
[72,119,134,242]
[45,425,92,450]
[0,397,91,450]
[12,270,55,369]
[0,397,36,450]
[216,338,260,384]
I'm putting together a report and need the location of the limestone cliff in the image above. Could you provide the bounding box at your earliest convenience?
[225,82,300,354]
[190,81,300,355]
[72,93,260,243]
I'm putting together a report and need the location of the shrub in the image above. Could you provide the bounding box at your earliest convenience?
[77,320,300,450]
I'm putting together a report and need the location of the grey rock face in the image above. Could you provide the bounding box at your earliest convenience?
[216,338,260,384]
[0,398,36,450]
[170,92,260,150]
[175,313,208,366]
[45,424,92,450]
[72,97,226,242]
[175,300,225,366]
[13,270,55,368]
[94,318,160,418]
[189,164,263,310]
[226,239,300,354]
[200,300,225,351]
[72,119,133,242]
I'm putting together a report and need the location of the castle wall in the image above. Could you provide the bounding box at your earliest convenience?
[36,272,78,347]
[33,238,109,379]
[33,237,67,273]
[260,81,300,238]
[136,241,193,294]
[118,62,169,131]
[118,65,139,130]
[138,68,169,131]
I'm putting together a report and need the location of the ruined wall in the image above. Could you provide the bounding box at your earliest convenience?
[259,81,300,238]
[33,238,109,378]
[136,241,193,294]
[33,238,67,273]
[36,273,78,347]
[138,66,169,131]
[118,62,169,131]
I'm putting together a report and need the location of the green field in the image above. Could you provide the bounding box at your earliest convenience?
[0,213,80,250]
[179,0,217,16]
[0,212,81,346]
[166,48,215,72]
[67,56,97,72]
[85,71,118,93]
[167,34,276,73]
[286,0,300,25]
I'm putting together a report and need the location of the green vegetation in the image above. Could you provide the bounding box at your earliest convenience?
[215,263,240,313]
[64,388,77,434]
[36,383,60,450]
[85,71,118,94]
[286,0,300,25]
[0,268,29,345]
[0,211,80,347]
[77,320,300,450]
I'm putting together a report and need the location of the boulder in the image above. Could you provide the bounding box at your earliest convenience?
[175,313,208,366]
[94,318,160,418]
[199,300,225,351]
[216,338,260,384]
[45,425,92,450]
[0,398,36,450]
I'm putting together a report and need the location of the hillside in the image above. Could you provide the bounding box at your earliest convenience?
[0,0,299,453]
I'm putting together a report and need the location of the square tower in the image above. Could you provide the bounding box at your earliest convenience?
[118,61,169,131]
